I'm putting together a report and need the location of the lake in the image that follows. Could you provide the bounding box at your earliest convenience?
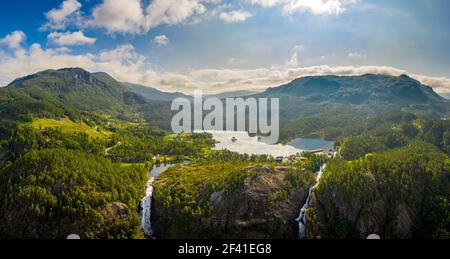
[209,131,300,157]
[207,131,335,156]
[288,138,334,151]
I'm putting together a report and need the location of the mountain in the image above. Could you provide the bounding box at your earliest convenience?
[264,74,444,103]
[0,68,168,125]
[255,74,450,141]
[2,69,448,141]
[209,90,261,99]
[0,68,448,239]
[441,93,450,100]
[124,82,189,101]
[1,68,147,121]
[126,84,259,101]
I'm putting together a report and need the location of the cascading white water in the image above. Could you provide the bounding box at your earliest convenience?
[140,163,182,238]
[140,177,155,237]
[296,164,327,239]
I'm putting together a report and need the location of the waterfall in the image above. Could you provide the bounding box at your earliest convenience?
[296,164,327,239]
[140,177,155,238]
[140,163,183,238]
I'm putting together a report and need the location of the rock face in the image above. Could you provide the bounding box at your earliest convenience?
[307,193,419,239]
[152,166,310,239]
[106,202,129,220]
[306,143,450,239]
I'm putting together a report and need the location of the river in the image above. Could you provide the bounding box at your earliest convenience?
[296,164,327,239]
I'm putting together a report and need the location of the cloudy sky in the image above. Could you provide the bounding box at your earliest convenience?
[0,0,449,94]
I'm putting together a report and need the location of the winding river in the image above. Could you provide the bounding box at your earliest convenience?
[296,164,327,239]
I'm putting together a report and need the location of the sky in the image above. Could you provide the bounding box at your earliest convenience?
[0,0,450,94]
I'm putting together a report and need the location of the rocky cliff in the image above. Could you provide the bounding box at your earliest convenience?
[152,165,314,239]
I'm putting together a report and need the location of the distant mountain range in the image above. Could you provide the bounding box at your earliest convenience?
[209,90,261,99]
[123,82,189,101]
[1,68,448,141]
[124,83,260,100]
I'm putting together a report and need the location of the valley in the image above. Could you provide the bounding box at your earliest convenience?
[0,68,448,239]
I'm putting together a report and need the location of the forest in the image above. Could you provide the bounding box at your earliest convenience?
[0,68,448,239]
[309,141,450,239]
[0,117,215,238]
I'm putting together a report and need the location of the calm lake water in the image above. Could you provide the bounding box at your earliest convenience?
[288,138,334,151]
[208,131,335,156]
[209,131,300,157]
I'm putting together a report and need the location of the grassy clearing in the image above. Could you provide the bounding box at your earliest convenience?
[30,118,113,140]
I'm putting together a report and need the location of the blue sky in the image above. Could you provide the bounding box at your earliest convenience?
[0,0,449,94]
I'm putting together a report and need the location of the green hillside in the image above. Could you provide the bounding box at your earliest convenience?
[257,74,450,142]
[0,68,448,239]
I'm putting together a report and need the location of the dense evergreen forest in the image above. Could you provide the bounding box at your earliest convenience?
[337,112,450,160]
[0,68,449,239]
[309,142,450,239]
[0,67,216,238]
[0,119,214,238]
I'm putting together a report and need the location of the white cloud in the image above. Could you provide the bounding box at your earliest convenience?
[89,0,146,34]
[286,45,305,67]
[145,0,207,29]
[39,0,356,35]
[247,0,357,15]
[42,0,82,30]
[0,43,149,89]
[0,31,26,50]
[48,31,96,46]
[286,52,299,67]
[40,0,358,34]
[1,34,449,95]
[84,0,210,34]
[219,10,253,23]
[153,35,170,46]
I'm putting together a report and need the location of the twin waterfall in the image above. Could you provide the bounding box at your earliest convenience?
[140,162,327,239]
[296,164,327,239]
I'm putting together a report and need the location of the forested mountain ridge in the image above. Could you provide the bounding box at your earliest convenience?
[124,82,189,101]
[256,74,450,141]
[3,69,448,142]
[337,112,450,160]
[264,74,445,103]
[6,68,136,113]
[0,68,175,130]
[0,68,448,239]
[0,68,214,239]
[309,142,450,239]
